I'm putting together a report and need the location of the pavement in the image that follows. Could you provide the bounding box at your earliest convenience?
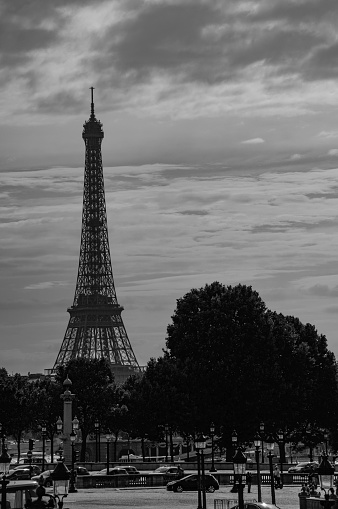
[47,484,303,509]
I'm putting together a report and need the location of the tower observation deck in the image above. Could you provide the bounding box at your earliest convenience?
[53,88,140,384]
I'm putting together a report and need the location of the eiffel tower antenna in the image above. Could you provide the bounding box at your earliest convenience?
[53,88,140,383]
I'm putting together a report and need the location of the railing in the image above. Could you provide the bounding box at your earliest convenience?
[76,472,332,489]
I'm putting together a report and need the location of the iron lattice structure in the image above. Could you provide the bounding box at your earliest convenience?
[53,89,140,380]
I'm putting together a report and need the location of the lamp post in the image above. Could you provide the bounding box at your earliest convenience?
[69,430,77,493]
[254,433,262,503]
[94,419,99,462]
[233,447,247,509]
[165,424,169,462]
[27,449,33,479]
[266,434,276,505]
[231,431,238,493]
[50,457,71,509]
[277,430,284,489]
[106,434,112,474]
[324,431,329,455]
[195,434,207,509]
[318,453,335,509]
[41,423,46,472]
[260,422,265,463]
[0,446,11,509]
[210,422,217,473]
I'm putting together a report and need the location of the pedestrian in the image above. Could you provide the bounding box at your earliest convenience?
[246,471,252,493]
[273,465,282,489]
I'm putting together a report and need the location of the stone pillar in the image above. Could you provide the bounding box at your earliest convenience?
[60,376,75,467]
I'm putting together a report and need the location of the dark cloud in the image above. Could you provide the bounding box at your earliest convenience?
[307,284,338,297]
[178,210,208,216]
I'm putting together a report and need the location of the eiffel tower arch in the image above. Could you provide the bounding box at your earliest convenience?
[53,88,140,384]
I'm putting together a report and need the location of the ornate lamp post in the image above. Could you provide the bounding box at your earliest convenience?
[266,434,276,505]
[50,458,71,509]
[233,447,247,509]
[260,422,265,463]
[210,422,217,473]
[41,423,47,472]
[195,434,207,509]
[318,454,335,509]
[254,433,262,503]
[106,434,112,474]
[277,430,284,489]
[27,449,33,479]
[165,424,169,463]
[69,430,77,493]
[94,419,99,462]
[57,416,63,435]
[324,431,329,455]
[0,446,11,509]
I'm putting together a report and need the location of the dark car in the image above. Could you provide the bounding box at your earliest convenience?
[288,461,319,473]
[31,470,53,487]
[96,467,129,476]
[76,466,90,475]
[231,503,277,509]
[154,466,185,479]
[13,464,41,476]
[123,465,141,480]
[167,473,219,493]
[7,469,32,481]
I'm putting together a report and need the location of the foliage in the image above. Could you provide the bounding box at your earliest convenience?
[56,358,116,461]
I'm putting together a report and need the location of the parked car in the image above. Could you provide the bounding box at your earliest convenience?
[231,503,277,509]
[167,473,219,493]
[154,466,185,479]
[95,467,129,475]
[76,466,90,475]
[13,464,41,476]
[7,469,31,481]
[31,470,54,487]
[288,461,319,473]
[122,465,141,480]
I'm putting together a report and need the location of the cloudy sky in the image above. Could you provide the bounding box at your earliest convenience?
[2,0,338,374]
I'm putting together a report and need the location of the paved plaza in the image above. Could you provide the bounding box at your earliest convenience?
[56,484,302,509]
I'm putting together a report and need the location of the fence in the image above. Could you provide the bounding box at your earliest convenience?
[214,499,256,509]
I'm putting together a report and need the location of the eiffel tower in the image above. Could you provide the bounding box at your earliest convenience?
[53,88,140,384]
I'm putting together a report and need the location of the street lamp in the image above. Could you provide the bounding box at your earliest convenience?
[27,449,33,479]
[56,416,63,435]
[210,422,217,473]
[266,434,276,505]
[50,458,71,509]
[195,434,207,509]
[69,430,77,493]
[260,422,265,463]
[0,446,11,509]
[94,419,99,462]
[254,433,262,503]
[318,453,335,509]
[277,430,284,488]
[165,424,169,462]
[72,416,79,433]
[41,423,47,472]
[106,434,112,475]
[233,447,247,509]
[324,431,329,455]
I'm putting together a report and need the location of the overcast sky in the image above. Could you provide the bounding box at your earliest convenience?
[2,0,338,374]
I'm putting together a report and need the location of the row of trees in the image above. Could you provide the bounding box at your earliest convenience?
[1,282,338,462]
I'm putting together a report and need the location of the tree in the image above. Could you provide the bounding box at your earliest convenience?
[165,281,338,456]
[30,377,63,461]
[56,358,115,462]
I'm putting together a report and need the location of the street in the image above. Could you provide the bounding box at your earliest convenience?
[55,484,302,509]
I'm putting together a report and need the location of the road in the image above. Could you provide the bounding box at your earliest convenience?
[52,484,302,509]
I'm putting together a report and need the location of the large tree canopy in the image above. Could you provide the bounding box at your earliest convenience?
[165,282,338,446]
